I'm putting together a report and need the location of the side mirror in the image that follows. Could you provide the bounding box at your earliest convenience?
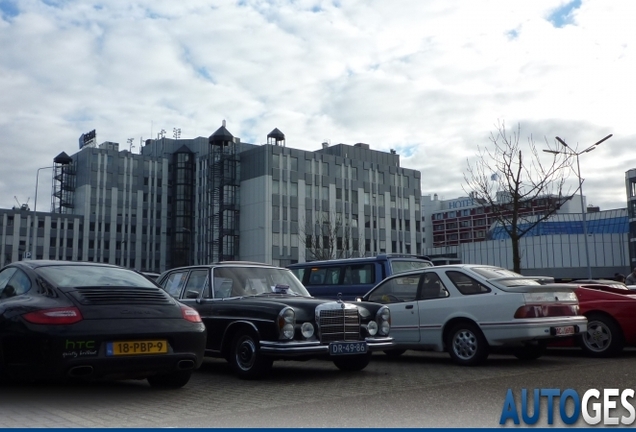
[185,290,200,299]
[355,297,362,302]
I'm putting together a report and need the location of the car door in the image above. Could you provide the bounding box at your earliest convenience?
[416,270,452,349]
[367,274,420,343]
[167,268,217,347]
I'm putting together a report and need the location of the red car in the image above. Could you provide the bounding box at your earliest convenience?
[566,280,636,357]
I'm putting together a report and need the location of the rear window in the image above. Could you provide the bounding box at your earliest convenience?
[390,260,433,275]
[471,267,542,287]
[37,265,157,288]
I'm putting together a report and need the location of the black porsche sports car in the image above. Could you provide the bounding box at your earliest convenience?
[0,260,207,388]
[157,261,394,379]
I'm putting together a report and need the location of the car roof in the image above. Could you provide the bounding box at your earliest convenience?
[11,260,125,270]
[161,261,285,273]
[288,254,432,266]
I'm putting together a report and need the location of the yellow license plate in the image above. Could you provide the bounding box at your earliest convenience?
[106,340,168,356]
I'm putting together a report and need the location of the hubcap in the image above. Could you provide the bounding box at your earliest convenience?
[236,337,257,371]
[452,329,477,360]
[584,321,611,352]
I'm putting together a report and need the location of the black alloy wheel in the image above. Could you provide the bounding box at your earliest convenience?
[229,330,273,380]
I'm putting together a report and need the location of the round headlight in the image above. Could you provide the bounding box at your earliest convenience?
[367,320,378,336]
[379,307,390,322]
[301,322,315,338]
[282,308,295,323]
[380,321,390,336]
[282,323,295,339]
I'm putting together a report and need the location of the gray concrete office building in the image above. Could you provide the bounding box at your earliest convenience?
[0,124,422,272]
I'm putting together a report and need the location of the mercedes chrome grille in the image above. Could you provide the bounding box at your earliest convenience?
[316,302,360,343]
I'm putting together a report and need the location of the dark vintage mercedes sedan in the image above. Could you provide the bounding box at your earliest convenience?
[0,260,207,388]
[156,261,393,379]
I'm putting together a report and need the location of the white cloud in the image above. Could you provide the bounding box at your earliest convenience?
[0,0,634,211]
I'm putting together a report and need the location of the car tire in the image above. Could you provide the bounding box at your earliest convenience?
[446,322,489,366]
[383,349,406,358]
[147,370,192,389]
[513,341,546,361]
[332,353,371,372]
[229,330,273,380]
[580,314,624,358]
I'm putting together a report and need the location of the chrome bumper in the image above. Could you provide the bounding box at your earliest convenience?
[259,336,394,357]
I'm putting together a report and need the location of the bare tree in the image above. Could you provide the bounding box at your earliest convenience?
[298,211,364,261]
[464,121,575,273]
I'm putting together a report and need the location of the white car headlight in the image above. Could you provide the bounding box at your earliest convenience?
[301,322,314,338]
[376,306,391,336]
[380,321,391,336]
[367,320,378,336]
[377,306,390,322]
[278,307,296,340]
[282,307,295,323]
[282,323,295,339]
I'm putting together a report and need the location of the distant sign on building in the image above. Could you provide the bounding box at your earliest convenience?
[446,198,476,209]
[79,129,97,149]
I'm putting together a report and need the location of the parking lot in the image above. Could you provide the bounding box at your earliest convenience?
[1,348,635,428]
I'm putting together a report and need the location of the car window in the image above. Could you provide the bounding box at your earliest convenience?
[0,267,17,291]
[213,267,310,297]
[162,271,187,298]
[446,271,491,295]
[37,265,157,288]
[0,268,31,299]
[391,260,433,274]
[307,267,341,285]
[183,270,208,299]
[367,274,420,304]
[419,272,449,300]
[211,277,234,299]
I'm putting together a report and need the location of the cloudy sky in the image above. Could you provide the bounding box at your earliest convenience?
[1,0,634,212]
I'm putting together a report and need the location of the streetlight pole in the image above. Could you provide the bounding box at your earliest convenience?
[543,134,612,280]
[28,166,55,259]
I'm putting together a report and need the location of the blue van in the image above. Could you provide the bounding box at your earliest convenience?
[287,254,434,300]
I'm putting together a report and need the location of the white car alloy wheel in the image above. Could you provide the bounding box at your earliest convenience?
[452,329,478,360]
[447,322,489,366]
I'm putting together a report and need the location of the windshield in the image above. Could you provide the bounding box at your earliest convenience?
[470,266,543,287]
[37,265,159,288]
[212,266,311,297]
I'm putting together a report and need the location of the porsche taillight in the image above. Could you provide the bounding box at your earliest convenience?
[181,305,202,323]
[514,304,579,318]
[23,307,84,325]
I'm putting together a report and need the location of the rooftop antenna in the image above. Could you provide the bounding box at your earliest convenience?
[127,138,135,152]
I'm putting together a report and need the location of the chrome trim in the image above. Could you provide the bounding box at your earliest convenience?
[259,336,394,356]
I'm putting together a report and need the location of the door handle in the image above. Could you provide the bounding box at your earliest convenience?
[405,304,413,309]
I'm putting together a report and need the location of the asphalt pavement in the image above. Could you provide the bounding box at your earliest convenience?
[1,348,635,428]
